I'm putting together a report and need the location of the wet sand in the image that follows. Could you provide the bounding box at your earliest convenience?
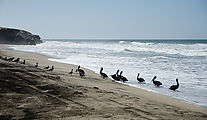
[0,45,207,120]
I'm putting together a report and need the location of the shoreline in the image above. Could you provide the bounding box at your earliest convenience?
[2,44,207,110]
[1,44,207,119]
[4,44,201,108]
[12,44,206,109]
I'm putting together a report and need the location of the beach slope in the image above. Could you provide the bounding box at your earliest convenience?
[0,46,207,120]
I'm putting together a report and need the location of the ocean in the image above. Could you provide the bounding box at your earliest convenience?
[10,39,207,108]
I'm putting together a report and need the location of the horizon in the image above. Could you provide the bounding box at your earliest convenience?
[0,0,207,39]
[42,38,207,40]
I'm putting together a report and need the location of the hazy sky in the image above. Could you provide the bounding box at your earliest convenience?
[0,0,207,39]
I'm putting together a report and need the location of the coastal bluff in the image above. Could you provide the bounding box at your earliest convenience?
[0,27,42,45]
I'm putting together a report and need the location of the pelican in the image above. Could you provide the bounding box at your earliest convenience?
[152,76,162,87]
[77,65,85,77]
[137,73,145,83]
[100,67,108,78]
[169,78,179,91]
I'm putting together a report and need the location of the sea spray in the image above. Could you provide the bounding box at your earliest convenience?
[10,39,207,108]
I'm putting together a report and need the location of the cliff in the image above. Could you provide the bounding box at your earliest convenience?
[0,27,42,45]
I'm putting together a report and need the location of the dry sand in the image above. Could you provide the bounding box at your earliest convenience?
[0,45,207,120]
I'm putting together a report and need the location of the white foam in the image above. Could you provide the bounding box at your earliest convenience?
[121,42,207,56]
[119,41,128,44]
[10,40,207,108]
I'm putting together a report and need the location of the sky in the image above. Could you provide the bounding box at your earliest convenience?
[0,0,207,39]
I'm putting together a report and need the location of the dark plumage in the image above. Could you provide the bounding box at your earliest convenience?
[13,58,20,62]
[69,69,73,75]
[169,78,179,91]
[119,71,128,82]
[35,62,38,68]
[152,76,162,87]
[47,66,54,71]
[44,65,49,69]
[77,66,85,77]
[111,70,120,81]
[6,57,15,61]
[121,76,128,82]
[137,73,145,83]
[3,57,8,60]
[100,67,108,78]
[21,60,25,64]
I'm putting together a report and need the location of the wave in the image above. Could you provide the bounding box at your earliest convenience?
[123,48,135,52]
[119,41,128,44]
[11,40,207,58]
[122,46,207,56]
[9,39,207,108]
[131,41,155,46]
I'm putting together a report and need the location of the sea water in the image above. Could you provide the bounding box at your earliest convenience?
[10,39,207,108]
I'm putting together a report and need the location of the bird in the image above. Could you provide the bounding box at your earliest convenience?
[47,66,54,71]
[3,57,8,60]
[100,67,108,78]
[152,76,162,87]
[169,78,179,91]
[119,71,128,82]
[77,65,85,77]
[21,60,25,64]
[44,65,49,69]
[110,70,120,81]
[7,57,15,61]
[137,73,145,83]
[13,58,20,62]
[69,69,73,75]
[35,62,38,68]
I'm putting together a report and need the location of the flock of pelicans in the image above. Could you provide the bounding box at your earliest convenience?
[99,68,179,91]
[1,56,179,91]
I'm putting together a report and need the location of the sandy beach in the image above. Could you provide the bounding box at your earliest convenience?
[0,45,207,120]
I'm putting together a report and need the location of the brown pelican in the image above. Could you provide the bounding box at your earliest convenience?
[13,58,20,62]
[111,70,120,81]
[47,66,54,71]
[137,73,145,83]
[100,67,108,78]
[169,78,179,91]
[119,71,128,82]
[77,65,85,77]
[152,76,162,87]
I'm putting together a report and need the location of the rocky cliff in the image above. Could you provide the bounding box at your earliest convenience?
[0,27,42,45]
